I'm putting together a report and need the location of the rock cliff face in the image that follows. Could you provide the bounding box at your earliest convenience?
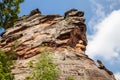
[0,9,115,80]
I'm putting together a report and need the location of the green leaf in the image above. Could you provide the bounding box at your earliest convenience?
[0,0,24,29]
[0,50,14,80]
[30,51,59,80]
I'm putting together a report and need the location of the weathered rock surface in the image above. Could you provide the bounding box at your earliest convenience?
[54,48,115,80]
[11,48,115,80]
[0,8,116,80]
[0,8,87,58]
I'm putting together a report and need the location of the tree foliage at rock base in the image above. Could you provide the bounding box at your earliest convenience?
[30,51,59,80]
[0,50,15,80]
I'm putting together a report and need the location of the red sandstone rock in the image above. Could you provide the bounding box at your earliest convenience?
[0,9,115,80]
[0,9,87,58]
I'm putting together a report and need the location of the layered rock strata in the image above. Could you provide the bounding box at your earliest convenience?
[0,8,87,58]
[0,9,115,80]
[11,49,115,80]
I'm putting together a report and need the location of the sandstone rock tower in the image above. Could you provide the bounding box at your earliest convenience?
[0,9,116,80]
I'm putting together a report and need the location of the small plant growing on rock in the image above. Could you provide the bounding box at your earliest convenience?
[31,51,59,80]
[66,76,75,80]
[28,60,33,67]
[25,76,31,80]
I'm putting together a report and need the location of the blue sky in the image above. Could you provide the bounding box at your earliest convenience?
[19,0,92,29]
[5,0,120,79]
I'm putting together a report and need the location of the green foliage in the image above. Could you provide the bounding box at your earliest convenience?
[5,50,17,60]
[30,51,59,80]
[0,49,14,80]
[0,0,24,29]
[25,76,31,80]
[66,76,75,80]
[28,61,33,68]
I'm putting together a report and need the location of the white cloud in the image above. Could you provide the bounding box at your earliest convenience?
[87,0,120,76]
[88,0,120,34]
[115,72,120,80]
[86,10,120,61]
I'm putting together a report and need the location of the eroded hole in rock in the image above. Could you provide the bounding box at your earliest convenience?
[56,25,87,48]
[57,32,70,40]
[57,43,67,47]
